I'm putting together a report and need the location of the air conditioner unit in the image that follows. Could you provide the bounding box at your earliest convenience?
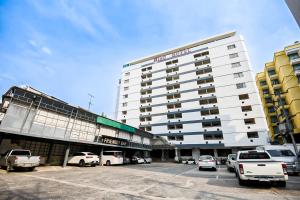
[294,69,300,76]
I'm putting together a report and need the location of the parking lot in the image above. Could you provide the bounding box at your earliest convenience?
[1,163,300,200]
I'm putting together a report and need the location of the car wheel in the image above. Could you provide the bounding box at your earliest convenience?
[277,181,286,187]
[238,177,246,186]
[213,167,217,171]
[198,166,202,171]
[79,160,85,167]
[106,160,111,166]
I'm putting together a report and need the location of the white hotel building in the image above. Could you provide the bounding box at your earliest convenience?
[116,31,269,159]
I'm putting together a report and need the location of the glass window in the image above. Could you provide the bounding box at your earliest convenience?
[267,150,295,157]
[238,94,249,100]
[247,132,258,138]
[236,83,246,89]
[229,53,238,59]
[227,44,236,49]
[231,62,241,68]
[234,72,244,78]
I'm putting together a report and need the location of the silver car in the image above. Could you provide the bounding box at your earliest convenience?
[266,149,299,174]
[226,154,236,172]
[198,155,217,171]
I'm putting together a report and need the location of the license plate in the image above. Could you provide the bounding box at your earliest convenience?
[259,179,269,182]
[25,164,32,167]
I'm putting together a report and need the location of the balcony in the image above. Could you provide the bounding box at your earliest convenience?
[272,83,282,89]
[269,74,278,80]
[290,57,300,65]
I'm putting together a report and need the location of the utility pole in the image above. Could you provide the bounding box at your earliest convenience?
[88,93,94,111]
[276,92,298,154]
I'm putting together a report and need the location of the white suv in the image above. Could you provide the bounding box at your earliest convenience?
[68,152,99,167]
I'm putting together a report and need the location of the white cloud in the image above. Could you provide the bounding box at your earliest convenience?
[41,46,52,55]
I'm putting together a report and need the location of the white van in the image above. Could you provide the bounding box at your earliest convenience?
[256,145,299,174]
[102,151,123,166]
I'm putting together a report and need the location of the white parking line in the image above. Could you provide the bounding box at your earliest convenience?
[21,174,172,200]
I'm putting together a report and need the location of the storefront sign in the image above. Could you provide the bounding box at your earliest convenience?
[153,48,191,63]
[101,136,129,146]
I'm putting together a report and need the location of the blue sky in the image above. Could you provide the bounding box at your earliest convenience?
[0,0,299,118]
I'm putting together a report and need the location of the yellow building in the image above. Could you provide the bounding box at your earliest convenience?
[256,42,300,143]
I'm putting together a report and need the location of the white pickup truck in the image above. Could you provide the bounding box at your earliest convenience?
[235,150,288,187]
[0,149,40,172]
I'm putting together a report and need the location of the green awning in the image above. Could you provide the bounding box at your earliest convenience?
[96,116,136,133]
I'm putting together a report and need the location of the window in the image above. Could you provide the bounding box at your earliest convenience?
[140,98,152,104]
[121,119,126,124]
[141,66,152,72]
[141,81,152,87]
[125,72,130,76]
[166,75,179,81]
[247,132,258,138]
[241,105,252,112]
[168,136,176,140]
[271,116,278,123]
[239,152,270,159]
[166,59,178,65]
[204,133,223,140]
[274,89,281,95]
[268,69,276,76]
[244,118,255,124]
[141,74,152,79]
[229,53,238,59]
[123,94,128,99]
[176,135,184,141]
[197,77,214,85]
[268,106,275,113]
[233,72,244,78]
[167,103,181,109]
[202,120,221,127]
[140,116,152,122]
[195,59,210,66]
[231,62,241,68]
[238,94,249,100]
[267,150,295,157]
[260,80,267,86]
[167,113,182,119]
[143,126,151,131]
[166,84,180,90]
[265,97,272,103]
[194,51,209,58]
[201,108,219,116]
[166,67,179,73]
[140,107,152,112]
[166,93,181,100]
[124,79,129,83]
[272,79,279,85]
[199,97,218,105]
[293,63,300,71]
[168,124,183,130]
[227,44,236,49]
[236,83,246,89]
[122,111,127,115]
[124,87,129,91]
[263,89,269,94]
[196,67,212,75]
[122,102,127,107]
[198,87,215,95]
[141,89,152,95]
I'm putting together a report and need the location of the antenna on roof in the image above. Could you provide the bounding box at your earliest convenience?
[88,93,94,111]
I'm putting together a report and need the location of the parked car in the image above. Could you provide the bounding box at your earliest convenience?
[131,156,144,164]
[0,149,40,172]
[102,151,123,165]
[198,155,217,171]
[226,154,236,172]
[143,157,152,164]
[235,150,288,187]
[257,145,299,174]
[185,158,196,164]
[68,152,99,167]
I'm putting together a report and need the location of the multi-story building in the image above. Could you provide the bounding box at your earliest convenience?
[256,42,300,144]
[116,31,268,160]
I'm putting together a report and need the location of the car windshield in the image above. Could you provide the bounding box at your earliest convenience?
[200,156,213,160]
[87,153,96,155]
[267,150,295,157]
[10,150,30,156]
[239,152,270,159]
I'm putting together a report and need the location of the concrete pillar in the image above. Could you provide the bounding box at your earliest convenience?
[192,148,200,161]
[213,149,218,158]
[99,147,103,166]
[62,144,70,168]
[174,147,181,162]
[161,149,166,162]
